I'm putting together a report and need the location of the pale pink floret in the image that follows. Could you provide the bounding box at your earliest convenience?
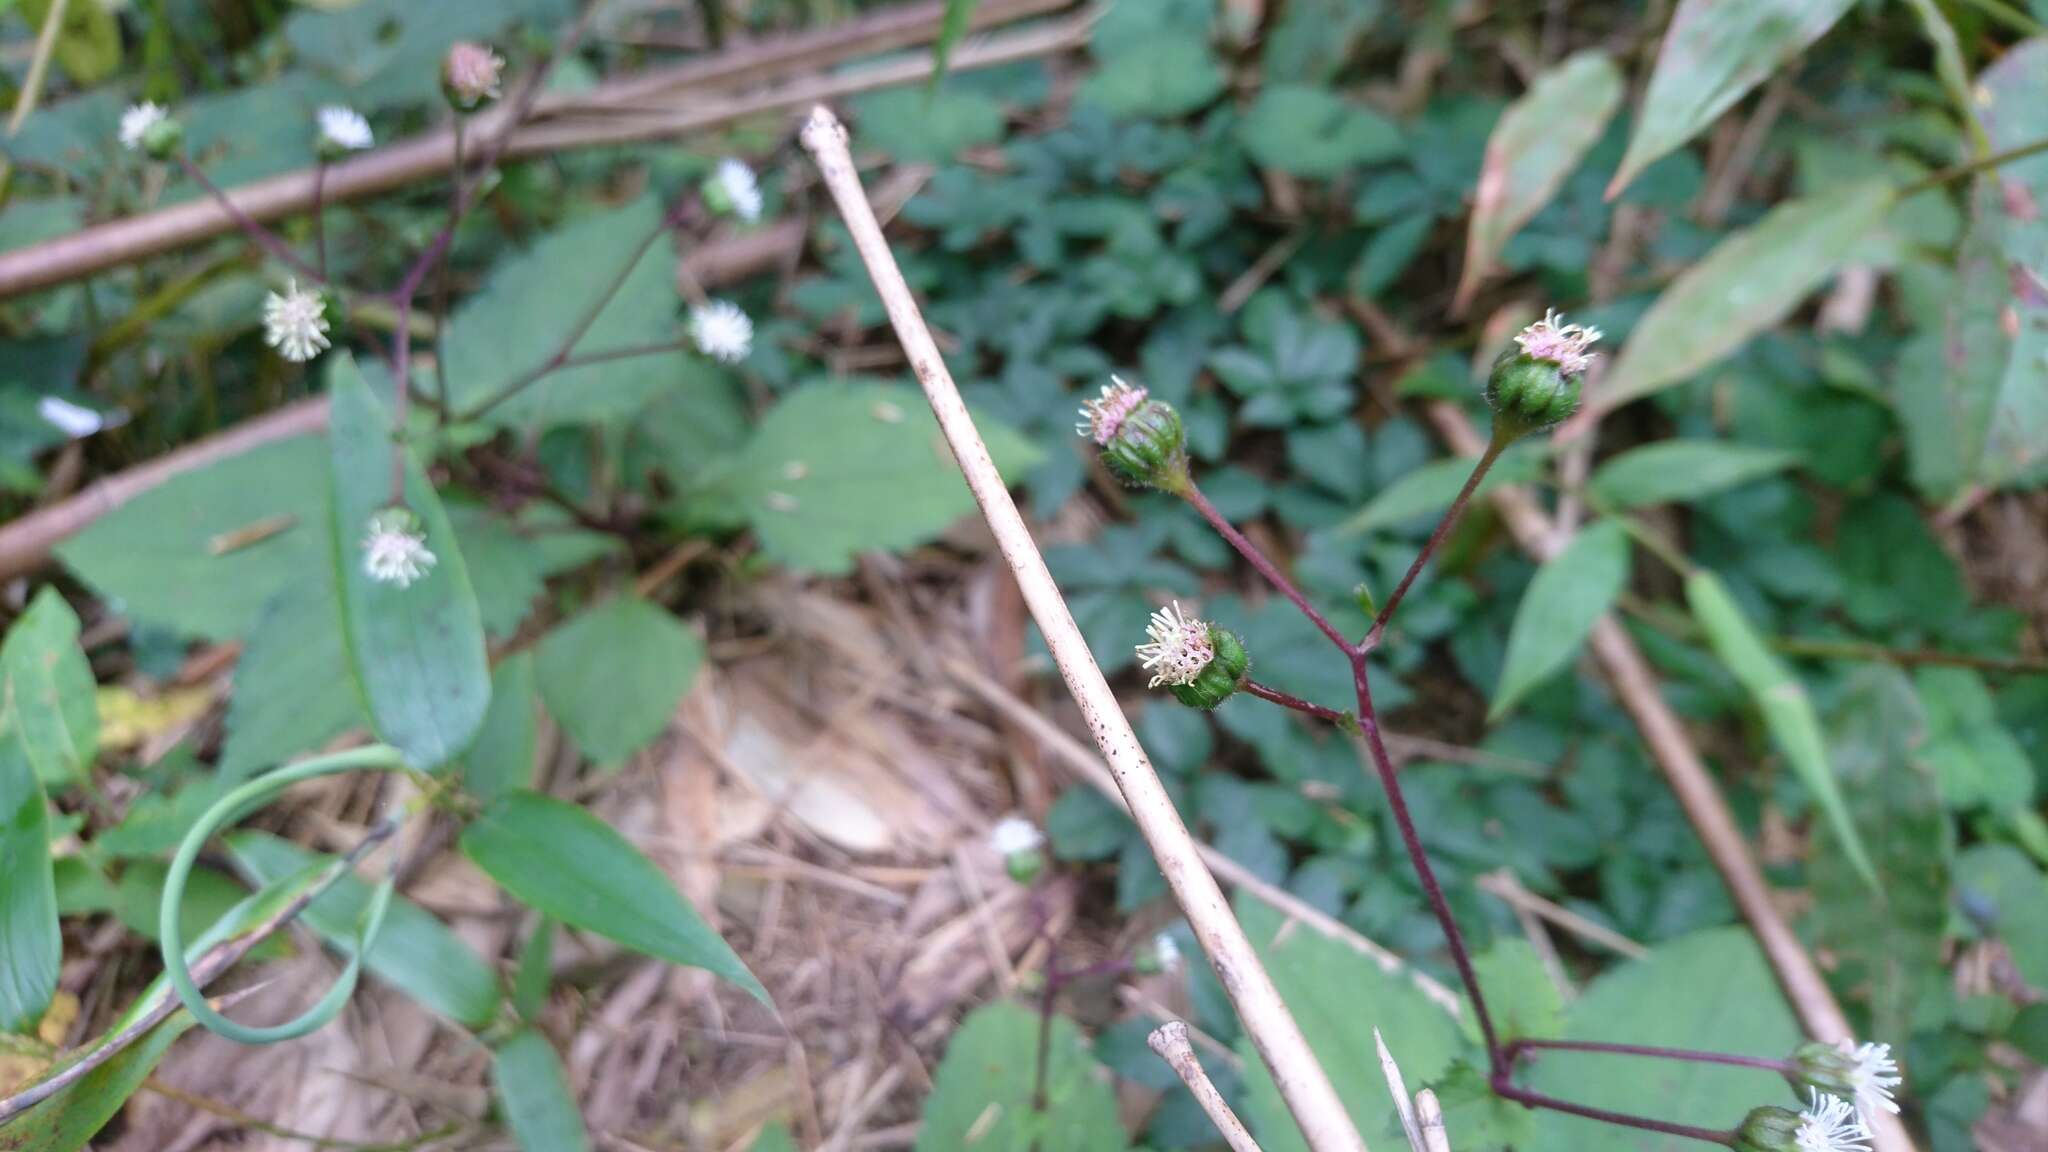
[1076,376,1149,445]
[1135,601,1215,688]
[1513,308,1603,376]
[444,42,505,106]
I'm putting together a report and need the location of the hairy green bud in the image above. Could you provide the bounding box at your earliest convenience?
[1167,625,1249,711]
[1485,309,1602,441]
[1079,377,1187,492]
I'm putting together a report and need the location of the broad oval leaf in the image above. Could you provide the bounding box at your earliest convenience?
[1491,520,1632,720]
[1608,0,1856,197]
[461,790,766,1002]
[327,353,492,770]
[227,831,503,1029]
[1685,570,1877,890]
[1,587,98,786]
[491,1028,590,1152]
[1239,85,1403,178]
[915,1001,1126,1152]
[534,596,701,766]
[1456,52,1624,311]
[1595,181,1894,416]
[0,730,58,1034]
[1587,440,1795,509]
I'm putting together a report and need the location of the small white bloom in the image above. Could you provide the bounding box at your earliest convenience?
[262,280,330,363]
[1795,1090,1871,1152]
[715,158,764,222]
[1152,932,1182,973]
[316,105,374,153]
[1075,376,1149,445]
[361,509,437,589]
[989,815,1043,856]
[119,103,167,152]
[38,396,106,439]
[1839,1040,1901,1120]
[1512,308,1602,377]
[1135,601,1215,689]
[690,299,753,363]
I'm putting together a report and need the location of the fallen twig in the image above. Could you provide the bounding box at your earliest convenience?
[1150,1022,1263,1152]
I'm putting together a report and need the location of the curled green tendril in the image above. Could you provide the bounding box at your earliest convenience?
[159,745,411,1045]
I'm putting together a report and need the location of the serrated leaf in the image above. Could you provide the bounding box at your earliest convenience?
[716,379,1041,575]
[914,1001,1126,1152]
[1685,570,1876,890]
[1608,0,1856,197]
[327,354,491,770]
[1525,928,1800,1151]
[0,730,57,1034]
[1239,86,1403,178]
[1587,440,1796,509]
[228,831,503,1029]
[1597,181,1894,414]
[491,1029,590,1152]
[1,588,97,786]
[57,435,330,641]
[220,579,365,783]
[441,198,689,429]
[1456,52,1624,311]
[461,790,765,1002]
[534,597,701,765]
[1493,520,1632,720]
[1329,443,1546,537]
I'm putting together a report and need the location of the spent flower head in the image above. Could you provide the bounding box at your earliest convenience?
[1079,376,1187,491]
[316,105,374,155]
[1136,602,1215,689]
[442,41,504,110]
[708,158,764,222]
[361,507,437,589]
[690,299,753,363]
[262,280,331,363]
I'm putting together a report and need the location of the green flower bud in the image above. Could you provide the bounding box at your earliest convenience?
[140,116,184,162]
[1735,1090,1869,1152]
[1078,377,1187,492]
[1732,1105,1803,1152]
[1786,1040,1898,1121]
[990,816,1045,884]
[1004,848,1046,884]
[1169,626,1249,710]
[1485,309,1602,441]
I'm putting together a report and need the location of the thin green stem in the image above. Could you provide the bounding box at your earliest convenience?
[1900,134,2048,198]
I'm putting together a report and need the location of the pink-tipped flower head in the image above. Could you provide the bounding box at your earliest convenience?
[443,42,505,111]
[1076,376,1149,445]
[1079,375,1187,491]
[1136,602,1215,688]
[1512,308,1602,377]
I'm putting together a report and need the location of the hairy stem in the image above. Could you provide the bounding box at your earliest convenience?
[1505,1038,1792,1074]
[1366,434,1505,650]
[1182,480,1353,652]
[177,154,325,284]
[1243,679,1348,725]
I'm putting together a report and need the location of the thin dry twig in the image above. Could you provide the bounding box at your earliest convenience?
[1475,870,1647,960]
[1149,1022,1263,1152]
[800,106,1366,1152]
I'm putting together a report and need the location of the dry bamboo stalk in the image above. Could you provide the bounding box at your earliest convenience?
[1151,1022,1264,1152]
[1424,401,1918,1152]
[800,106,1367,1152]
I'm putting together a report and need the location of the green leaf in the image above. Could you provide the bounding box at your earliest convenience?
[0,729,57,1034]
[18,0,122,86]
[491,1028,590,1152]
[1239,86,1403,178]
[57,435,329,641]
[851,88,1005,163]
[1808,669,1948,1047]
[1456,52,1625,310]
[284,0,570,112]
[466,654,538,802]
[1684,570,1877,890]
[1525,928,1801,1151]
[915,1001,1126,1152]
[1954,844,2048,990]
[1472,939,1566,1044]
[1608,0,1856,196]
[1235,894,1463,1152]
[219,579,366,783]
[713,379,1041,575]
[0,1013,194,1152]
[930,0,980,85]
[1587,441,1796,509]
[446,503,618,641]
[461,790,765,1002]
[1076,34,1223,120]
[227,831,503,1030]
[1598,181,1895,413]
[327,354,492,770]
[441,198,689,429]
[513,917,554,1022]
[535,597,702,765]
[1329,443,1546,537]
[1492,520,1631,720]
[1,588,98,786]
[748,1126,799,1152]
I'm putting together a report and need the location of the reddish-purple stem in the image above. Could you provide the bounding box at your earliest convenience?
[1243,679,1348,725]
[1490,1079,1735,1146]
[177,155,324,284]
[1506,1038,1793,1075]
[1183,480,1354,652]
[312,161,329,279]
[1364,435,1505,651]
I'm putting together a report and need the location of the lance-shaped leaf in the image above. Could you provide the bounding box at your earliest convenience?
[1455,52,1624,312]
[0,730,58,1035]
[491,1029,590,1152]
[326,354,491,770]
[1609,0,1856,197]
[1595,181,1893,416]
[1588,440,1796,508]
[1685,570,1876,890]
[1492,520,1632,720]
[1,588,98,786]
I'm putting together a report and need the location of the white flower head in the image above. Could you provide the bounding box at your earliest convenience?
[1795,1090,1871,1152]
[361,507,437,589]
[1135,601,1215,689]
[38,396,107,439]
[1075,376,1149,445]
[1513,308,1602,377]
[119,103,167,151]
[1152,931,1182,973]
[316,105,374,153]
[262,279,331,363]
[714,158,763,222]
[691,299,753,363]
[1838,1041,1901,1120]
[989,815,1043,856]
